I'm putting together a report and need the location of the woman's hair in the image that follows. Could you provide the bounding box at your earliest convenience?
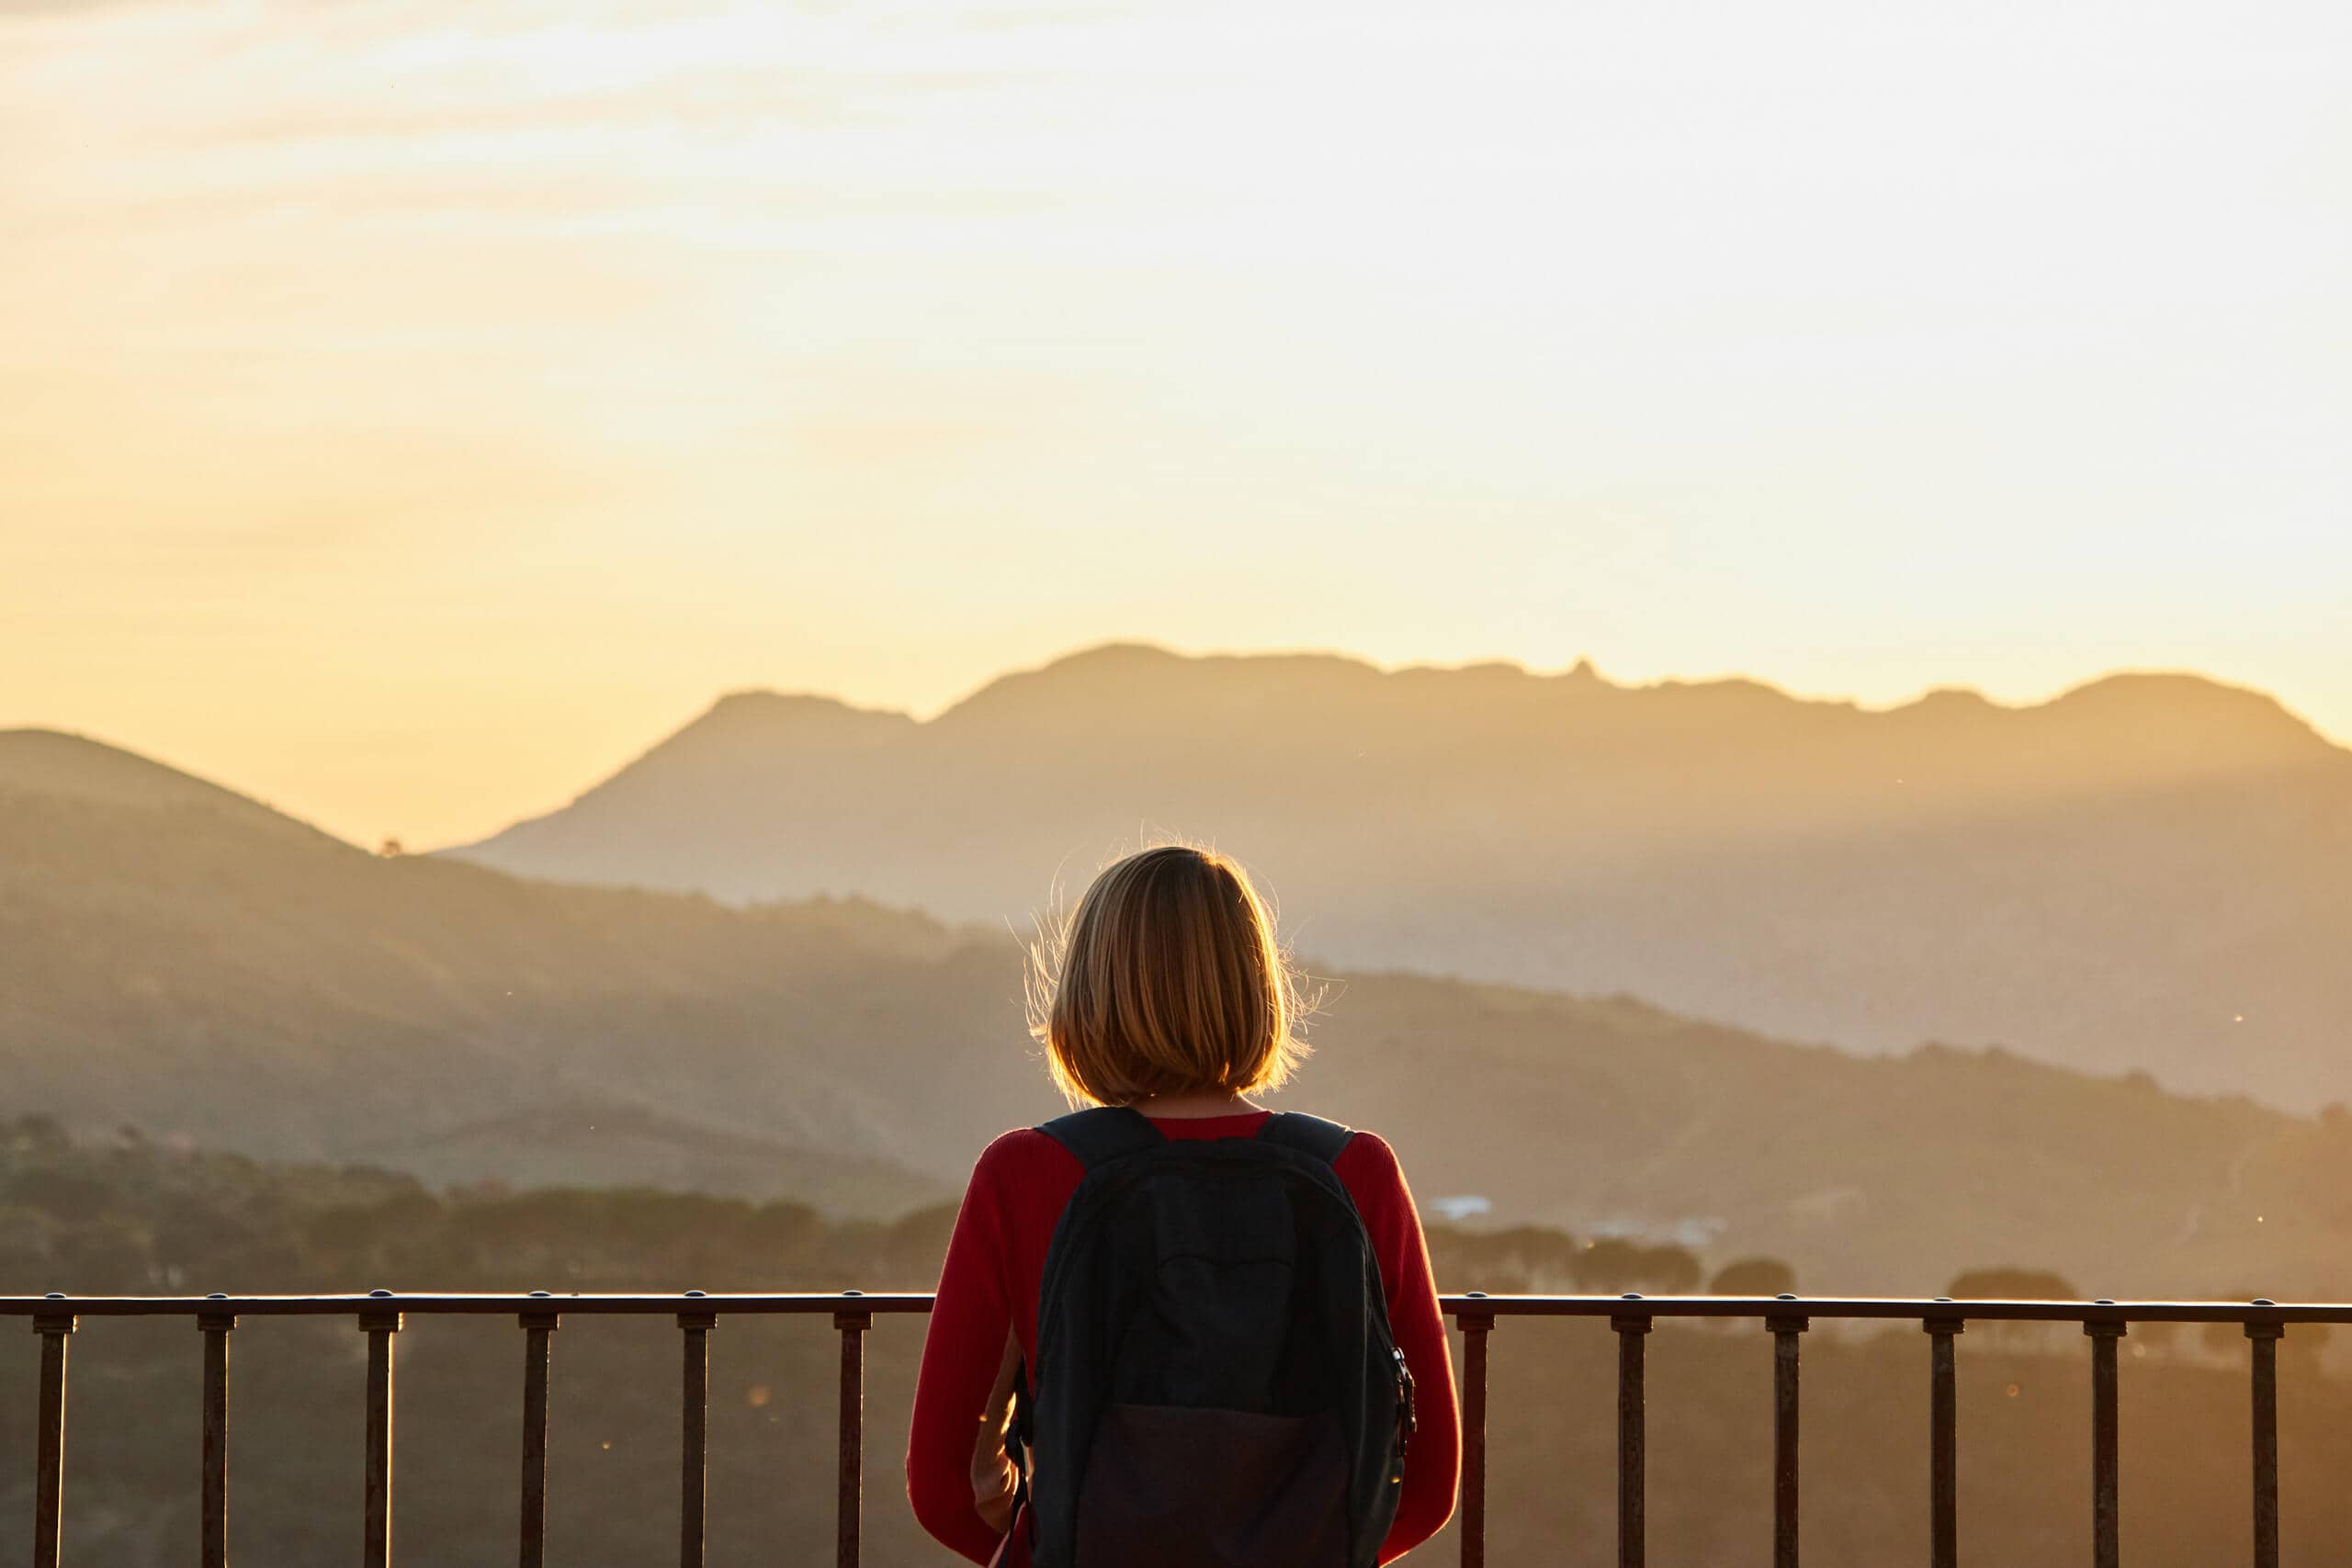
[1026,843,1313,1107]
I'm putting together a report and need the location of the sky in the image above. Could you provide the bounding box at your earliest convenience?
[4,0,2347,850]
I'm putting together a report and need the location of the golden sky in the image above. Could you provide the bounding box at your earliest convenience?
[5,0,2347,850]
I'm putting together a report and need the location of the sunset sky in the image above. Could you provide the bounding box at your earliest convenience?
[5,0,2346,849]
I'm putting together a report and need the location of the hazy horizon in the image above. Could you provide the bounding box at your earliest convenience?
[6,0,2346,848]
[7,641,2347,850]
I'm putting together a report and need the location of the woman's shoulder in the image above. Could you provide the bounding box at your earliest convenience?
[966,1124,1086,1189]
[1323,1127,1424,1247]
[1330,1124,1403,1182]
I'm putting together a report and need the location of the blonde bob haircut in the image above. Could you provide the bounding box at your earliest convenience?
[1027,844,1313,1107]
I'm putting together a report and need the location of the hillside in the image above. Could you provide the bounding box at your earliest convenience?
[9,727,2352,1292]
[9,1123,2352,1568]
[447,644,2352,1111]
[0,729,962,1216]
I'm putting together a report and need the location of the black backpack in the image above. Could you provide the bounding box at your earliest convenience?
[1010,1107,1415,1568]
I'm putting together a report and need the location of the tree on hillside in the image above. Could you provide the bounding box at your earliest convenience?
[2200,1290,2333,1369]
[1575,1238,1702,1295]
[1710,1258,1797,1298]
[1425,1223,1582,1293]
[1946,1267,2079,1301]
[1945,1266,2082,1347]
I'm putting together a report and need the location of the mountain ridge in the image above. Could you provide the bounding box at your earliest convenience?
[477,648,2346,842]
[441,644,2352,1110]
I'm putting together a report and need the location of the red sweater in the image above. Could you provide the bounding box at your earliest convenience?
[906,1111,1461,1564]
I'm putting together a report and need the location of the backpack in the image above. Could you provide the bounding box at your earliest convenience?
[1010,1107,1415,1568]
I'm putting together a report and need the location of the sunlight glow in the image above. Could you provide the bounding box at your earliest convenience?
[3,0,2346,846]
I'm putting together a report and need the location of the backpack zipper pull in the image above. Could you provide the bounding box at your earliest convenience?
[1392,1347,1416,1475]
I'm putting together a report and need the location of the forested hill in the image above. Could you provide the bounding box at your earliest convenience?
[3,1118,2347,1568]
[7,727,2352,1293]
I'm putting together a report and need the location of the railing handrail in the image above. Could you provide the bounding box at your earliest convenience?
[5,1289,2340,1322]
[1441,1293,2337,1323]
[3,1292,938,1317]
[12,1288,2319,1568]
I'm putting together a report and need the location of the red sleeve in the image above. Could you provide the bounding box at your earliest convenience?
[906,1132,1028,1565]
[1335,1132,1462,1562]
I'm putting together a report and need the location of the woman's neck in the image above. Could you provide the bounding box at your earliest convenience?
[1129,1089,1262,1120]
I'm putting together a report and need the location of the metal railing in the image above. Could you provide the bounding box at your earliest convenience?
[6,1290,2335,1567]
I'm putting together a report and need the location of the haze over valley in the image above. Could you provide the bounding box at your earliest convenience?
[451,643,2352,1112]
[7,699,2350,1297]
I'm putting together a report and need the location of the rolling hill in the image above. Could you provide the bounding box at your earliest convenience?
[449,643,2352,1111]
[7,724,2352,1292]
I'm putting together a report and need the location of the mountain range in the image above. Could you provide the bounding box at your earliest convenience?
[451,643,2352,1110]
[7,721,2352,1293]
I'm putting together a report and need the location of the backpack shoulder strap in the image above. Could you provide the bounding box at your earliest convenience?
[1255,1111,1356,1166]
[1036,1105,1164,1172]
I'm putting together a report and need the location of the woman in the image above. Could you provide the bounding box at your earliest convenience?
[907,844,1460,1564]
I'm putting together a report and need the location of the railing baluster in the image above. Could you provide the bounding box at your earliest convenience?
[1768,1311,1807,1568]
[2247,1321,2281,1568]
[1454,1303,1493,1568]
[200,1308,236,1568]
[31,1307,75,1568]
[679,1309,716,1568]
[360,1303,403,1568]
[1613,1311,1652,1568]
[1925,1315,1962,1568]
[520,1308,560,1568]
[2086,1320,2124,1568]
[835,1305,870,1568]
[1,1291,2332,1567]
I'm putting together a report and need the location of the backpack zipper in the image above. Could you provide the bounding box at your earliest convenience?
[1391,1346,1416,1481]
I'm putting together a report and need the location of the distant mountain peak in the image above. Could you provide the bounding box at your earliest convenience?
[1037,639,1188,672]
[526,690,919,808]
[2039,670,2330,761]
[973,640,1339,694]
[2054,668,2308,717]
[690,688,913,731]
[947,643,1638,727]
[639,689,917,756]
[935,641,1326,729]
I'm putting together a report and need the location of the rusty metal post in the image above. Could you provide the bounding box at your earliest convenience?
[1768,1312,1807,1568]
[200,1308,236,1568]
[836,1306,870,1568]
[2086,1321,2124,1568]
[360,1303,402,1568]
[679,1309,716,1568]
[2247,1322,2280,1568]
[1613,1312,1652,1568]
[1925,1316,1962,1568]
[1455,1305,1493,1568]
[31,1308,75,1568]
[519,1308,560,1568]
